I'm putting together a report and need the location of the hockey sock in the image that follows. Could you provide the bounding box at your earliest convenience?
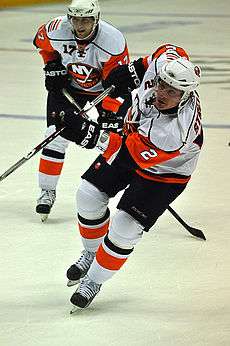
[78,209,110,252]
[87,234,134,284]
[39,148,65,190]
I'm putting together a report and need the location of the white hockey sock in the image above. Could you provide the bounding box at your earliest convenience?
[87,237,133,284]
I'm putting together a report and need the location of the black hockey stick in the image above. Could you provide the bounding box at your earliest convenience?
[0,86,114,182]
[167,206,206,240]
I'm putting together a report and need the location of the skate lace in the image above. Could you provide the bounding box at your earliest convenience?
[75,250,95,272]
[38,190,56,205]
[78,275,101,300]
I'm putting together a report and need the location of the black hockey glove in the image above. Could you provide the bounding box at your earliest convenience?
[55,110,100,149]
[44,60,69,92]
[102,58,146,98]
[97,110,124,133]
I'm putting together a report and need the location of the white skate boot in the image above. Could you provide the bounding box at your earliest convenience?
[36,189,56,222]
[66,250,95,287]
[70,275,101,312]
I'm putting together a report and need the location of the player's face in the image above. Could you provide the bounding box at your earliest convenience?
[71,17,95,39]
[153,79,183,110]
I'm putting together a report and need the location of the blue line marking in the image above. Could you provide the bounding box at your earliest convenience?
[0,114,45,120]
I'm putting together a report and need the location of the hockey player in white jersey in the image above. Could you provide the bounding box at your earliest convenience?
[53,44,203,309]
[33,0,130,221]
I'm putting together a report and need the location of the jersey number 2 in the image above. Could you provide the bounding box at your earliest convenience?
[140,148,158,160]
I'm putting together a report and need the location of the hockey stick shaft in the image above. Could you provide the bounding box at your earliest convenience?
[167,206,206,240]
[0,127,64,182]
[62,88,82,112]
[0,86,114,182]
[62,85,115,119]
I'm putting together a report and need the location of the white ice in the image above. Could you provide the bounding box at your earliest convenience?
[0,1,230,345]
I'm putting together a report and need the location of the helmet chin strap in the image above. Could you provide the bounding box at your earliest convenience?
[160,93,191,116]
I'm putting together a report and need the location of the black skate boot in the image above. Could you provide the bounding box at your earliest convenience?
[70,275,101,312]
[66,250,95,287]
[36,189,56,222]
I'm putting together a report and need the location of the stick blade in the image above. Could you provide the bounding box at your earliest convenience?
[187,226,206,240]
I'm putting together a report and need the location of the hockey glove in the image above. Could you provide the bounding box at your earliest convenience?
[102,58,146,98]
[44,60,69,92]
[55,110,100,149]
[97,110,124,133]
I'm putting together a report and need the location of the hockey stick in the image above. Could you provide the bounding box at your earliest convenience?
[167,206,206,240]
[0,86,114,182]
[62,88,82,113]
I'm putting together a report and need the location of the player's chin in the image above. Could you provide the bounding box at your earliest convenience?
[154,100,168,110]
[76,31,87,39]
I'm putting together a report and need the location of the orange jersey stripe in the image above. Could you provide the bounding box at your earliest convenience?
[142,56,149,70]
[125,133,180,169]
[34,24,55,52]
[34,24,59,63]
[102,132,122,161]
[152,43,189,61]
[136,169,190,184]
[102,45,130,80]
[79,221,109,239]
[39,158,63,175]
[39,50,59,64]
[96,244,127,270]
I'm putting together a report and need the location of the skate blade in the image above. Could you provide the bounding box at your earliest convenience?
[67,279,80,287]
[40,214,49,222]
[70,306,82,314]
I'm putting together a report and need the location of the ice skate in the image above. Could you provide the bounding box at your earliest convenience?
[66,250,95,287]
[70,275,101,312]
[36,189,56,222]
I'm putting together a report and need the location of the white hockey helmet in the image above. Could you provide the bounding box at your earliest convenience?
[160,58,201,94]
[67,0,100,40]
[67,0,100,20]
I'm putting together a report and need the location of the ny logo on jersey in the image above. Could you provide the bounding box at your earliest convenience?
[67,63,101,88]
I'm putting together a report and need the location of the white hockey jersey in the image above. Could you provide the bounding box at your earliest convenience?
[120,53,203,184]
[34,16,129,94]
